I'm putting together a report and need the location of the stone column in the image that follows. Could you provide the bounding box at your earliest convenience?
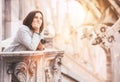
[3,0,12,39]
[0,0,2,51]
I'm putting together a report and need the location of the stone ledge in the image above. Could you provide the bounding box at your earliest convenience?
[0,49,64,57]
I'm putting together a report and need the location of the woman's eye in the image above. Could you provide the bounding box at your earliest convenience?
[34,16,42,20]
[34,16,38,19]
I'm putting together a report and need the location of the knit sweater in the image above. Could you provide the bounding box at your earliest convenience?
[3,25,44,52]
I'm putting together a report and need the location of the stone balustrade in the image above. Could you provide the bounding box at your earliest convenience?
[0,49,64,82]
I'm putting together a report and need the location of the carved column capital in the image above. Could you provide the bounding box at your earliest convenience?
[45,54,63,82]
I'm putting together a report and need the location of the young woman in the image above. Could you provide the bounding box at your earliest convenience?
[3,10,45,52]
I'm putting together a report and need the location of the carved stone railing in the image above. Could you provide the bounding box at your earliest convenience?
[0,49,64,82]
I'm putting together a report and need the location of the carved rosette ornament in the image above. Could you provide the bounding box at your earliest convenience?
[7,57,37,82]
[45,54,63,82]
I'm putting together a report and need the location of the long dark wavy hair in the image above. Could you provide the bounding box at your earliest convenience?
[23,10,44,33]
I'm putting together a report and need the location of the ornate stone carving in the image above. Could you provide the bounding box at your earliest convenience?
[45,67,53,82]
[45,54,63,82]
[92,18,120,48]
[7,57,37,82]
[14,62,28,82]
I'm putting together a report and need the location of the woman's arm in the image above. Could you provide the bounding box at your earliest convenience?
[17,26,42,50]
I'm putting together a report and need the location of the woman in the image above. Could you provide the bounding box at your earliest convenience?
[3,10,44,52]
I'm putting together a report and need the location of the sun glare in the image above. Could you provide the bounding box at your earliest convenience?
[68,0,86,27]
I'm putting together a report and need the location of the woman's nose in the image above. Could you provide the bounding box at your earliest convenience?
[37,18,41,22]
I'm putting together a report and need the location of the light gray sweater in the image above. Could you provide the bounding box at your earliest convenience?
[3,25,44,52]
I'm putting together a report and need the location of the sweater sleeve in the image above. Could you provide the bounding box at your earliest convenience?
[17,26,42,51]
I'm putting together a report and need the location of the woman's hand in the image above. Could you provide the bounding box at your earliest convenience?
[37,43,44,50]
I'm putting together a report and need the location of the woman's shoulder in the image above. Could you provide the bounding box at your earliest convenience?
[18,25,31,32]
[16,25,33,37]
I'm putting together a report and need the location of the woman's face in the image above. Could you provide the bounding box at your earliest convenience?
[31,13,43,30]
